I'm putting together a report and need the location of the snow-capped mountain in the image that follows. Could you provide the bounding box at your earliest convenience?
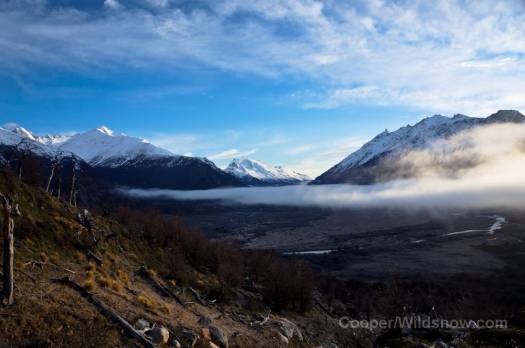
[58,126,173,167]
[226,158,310,186]
[0,123,243,190]
[312,110,525,185]
[0,124,57,157]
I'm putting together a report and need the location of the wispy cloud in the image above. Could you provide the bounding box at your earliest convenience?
[2,0,525,114]
[148,133,201,154]
[285,145,312,155]
[207,148,258,160]
[284,137,366,177]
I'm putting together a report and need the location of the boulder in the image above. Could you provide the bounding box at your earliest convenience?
[272,319,303,341]
[145,326,170,345]
[209,325,228,348]
[135,318,150,331]
[432,339,449,348]
[277,332,289,345]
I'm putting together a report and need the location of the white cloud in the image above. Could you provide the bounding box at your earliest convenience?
[207,148,258,160]
[104,0,121,10]
[285,137,366,177]
[2,0,525,113]
[148,133,200,154]
[284,145,312,155]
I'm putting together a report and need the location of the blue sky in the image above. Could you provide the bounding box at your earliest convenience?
[1,0,524,176]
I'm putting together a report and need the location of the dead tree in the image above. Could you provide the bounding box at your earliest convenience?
[46,157,60,194]
[68,159,78,206]
[0,193,21,306]
[14,140,34,181]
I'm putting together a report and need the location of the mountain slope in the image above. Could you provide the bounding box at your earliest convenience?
[226,158,310,186]
[312,110,525,185]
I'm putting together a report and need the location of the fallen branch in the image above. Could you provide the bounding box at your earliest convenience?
[187,287,207,306]
[23,260,76,274]
[19,269,36,282]
[51,276,157,348]
[137,266,185,307]
[75,242,103,265]
[75,230,103,266]
[251,311,271,327]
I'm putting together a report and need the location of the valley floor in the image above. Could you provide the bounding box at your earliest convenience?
[181,204,525,280]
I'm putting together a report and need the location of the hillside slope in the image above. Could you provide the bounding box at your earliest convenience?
[0,173,357,347]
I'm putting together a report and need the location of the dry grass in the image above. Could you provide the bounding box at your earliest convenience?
[84,279,96,292]
[160,303,171,315]
[137,294,156,310]
[86,262,96,272]
[111,280,123,294]
[50,252,60,264]
[40,252,49,264]
[75,251,85,262]
[116,269,130,286]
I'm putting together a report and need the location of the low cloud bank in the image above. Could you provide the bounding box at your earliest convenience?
[119,123,525,209]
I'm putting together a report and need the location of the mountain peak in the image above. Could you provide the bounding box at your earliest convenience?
[487,110,525,123]
[95,126,114,136]
[2,123,36,141]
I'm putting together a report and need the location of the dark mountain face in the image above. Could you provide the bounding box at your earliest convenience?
[312,110,525,185]
[92,156,245,190]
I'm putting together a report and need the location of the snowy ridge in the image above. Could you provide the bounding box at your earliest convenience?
[314,109,525,184]
[0,125,56,157]
[58,126,174,167]
[226,158,310,184]
[334,110,525,173]
[333,114,475,172]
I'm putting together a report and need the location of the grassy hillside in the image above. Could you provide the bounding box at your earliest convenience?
[0,171,361,347]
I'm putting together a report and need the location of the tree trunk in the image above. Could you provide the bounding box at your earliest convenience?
[69,167,76,205]
[46,164,55,193]
[0,194,20,306]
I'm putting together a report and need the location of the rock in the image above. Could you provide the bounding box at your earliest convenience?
[198,315,212,326]
[182,327,199,345]
[135,318,150,331]
[277,332,289,345]
[272,319,303,341]
[209,325,228,348]
[432,339,449,348]
[145,326,170,345]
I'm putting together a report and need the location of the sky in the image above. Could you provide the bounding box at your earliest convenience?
[1,0,524,177]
